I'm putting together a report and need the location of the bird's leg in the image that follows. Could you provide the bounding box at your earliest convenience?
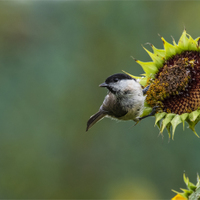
[142,84,150,95]
[139,106,159,120]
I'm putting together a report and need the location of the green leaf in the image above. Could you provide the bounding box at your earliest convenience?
[142,45,164,67]
[187,33,198,51]
[122,70,148,86]
[135,60,158,77]
[171,115,182,140]
[186,119,200,138]
[194,37,200,50]
[161,37,177,59]
[141,108,152,118]
[180,113,189,130]
[155,112,166,126]
[166,123,171,139]
[150,44,165,58]
[160,113,175,133]
[189,110,200,122]
[138,76,148,86]
[180,188,192,197]
[155,120,161,131]
[178,29,190,50]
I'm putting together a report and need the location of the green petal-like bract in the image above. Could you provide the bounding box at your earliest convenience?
[172,174,200,199]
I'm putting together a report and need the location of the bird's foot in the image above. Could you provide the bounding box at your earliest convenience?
[138,106,159,120]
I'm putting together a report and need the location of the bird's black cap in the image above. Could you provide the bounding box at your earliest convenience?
[105,73,135,84]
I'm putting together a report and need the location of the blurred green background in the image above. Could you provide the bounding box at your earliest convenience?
[0,1,200,199]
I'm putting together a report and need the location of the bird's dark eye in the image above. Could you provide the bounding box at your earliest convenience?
[113,77,119,82]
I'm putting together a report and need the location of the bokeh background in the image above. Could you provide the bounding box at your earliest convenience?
[0,1,200,199]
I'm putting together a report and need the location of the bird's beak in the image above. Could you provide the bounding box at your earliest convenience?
[99,82,108,87]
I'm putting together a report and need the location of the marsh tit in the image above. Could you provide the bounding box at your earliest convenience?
[86,73,156,131]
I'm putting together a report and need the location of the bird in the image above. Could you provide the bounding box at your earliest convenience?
[86,73,155,131]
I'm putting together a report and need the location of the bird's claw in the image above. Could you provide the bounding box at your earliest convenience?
[138,106,159,120]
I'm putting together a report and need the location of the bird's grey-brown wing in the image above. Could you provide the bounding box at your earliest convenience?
[100,93,128,118]
[86,93,127,131]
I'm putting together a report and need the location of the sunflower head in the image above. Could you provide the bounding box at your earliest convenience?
[172,174,200,200]
[126,30,200,139]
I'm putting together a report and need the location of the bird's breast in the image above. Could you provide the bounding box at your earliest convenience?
[119,94,146,121]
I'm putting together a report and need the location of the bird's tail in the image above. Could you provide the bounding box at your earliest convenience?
[86,111,106,131]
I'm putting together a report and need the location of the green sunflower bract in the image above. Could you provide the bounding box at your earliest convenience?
[172,173,200,199]
[125,30,200,139]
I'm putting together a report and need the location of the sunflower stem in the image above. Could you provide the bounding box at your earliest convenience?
[189,186,200,200]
